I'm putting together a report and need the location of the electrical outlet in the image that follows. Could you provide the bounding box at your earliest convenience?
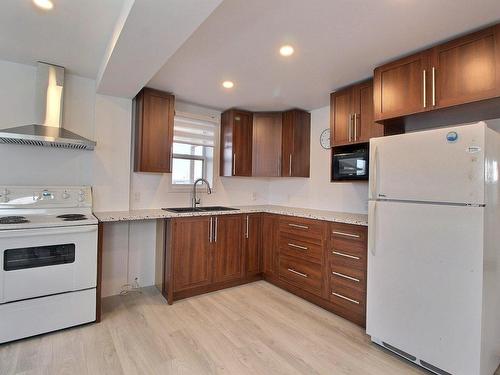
[134,192,140,202]
[251,192,257,201]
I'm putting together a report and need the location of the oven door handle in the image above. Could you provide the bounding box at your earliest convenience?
[0,225,98,238]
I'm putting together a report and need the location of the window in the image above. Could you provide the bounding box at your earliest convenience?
[171,113,217,186]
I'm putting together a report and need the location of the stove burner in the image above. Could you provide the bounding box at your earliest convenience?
[57,214,87,222]
[0,216,30,224]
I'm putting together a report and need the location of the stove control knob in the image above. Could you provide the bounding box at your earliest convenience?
[2,188,9,196]
[1,196,9,203]
[62,191,71,199]
[78,190,86,202]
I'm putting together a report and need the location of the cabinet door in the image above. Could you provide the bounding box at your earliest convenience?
[262,214,279,276]
[244,214,262,276]
[432,26,500,109]
[282,110,311,177]
[134,88,175,173]
[172,217,212,291]
[354,81,384,142]
[252,113,282,177]
[330,88,353,146]
[233,111,253,176]
[374,52,431,121]
[213,215,243,283]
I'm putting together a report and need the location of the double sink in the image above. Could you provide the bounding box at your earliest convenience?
[162,206,239,213]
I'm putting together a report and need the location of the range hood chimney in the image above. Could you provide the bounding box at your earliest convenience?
[0,62,96,150]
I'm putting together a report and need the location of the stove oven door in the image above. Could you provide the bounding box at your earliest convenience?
[0,225,97,303]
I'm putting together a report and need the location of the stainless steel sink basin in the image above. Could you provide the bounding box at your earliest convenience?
[162,207,204,213]
[162,206,239,213]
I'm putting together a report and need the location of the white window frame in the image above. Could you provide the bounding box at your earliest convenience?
[168,111,219,192]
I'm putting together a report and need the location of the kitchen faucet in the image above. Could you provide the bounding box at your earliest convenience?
[192,178,212,208]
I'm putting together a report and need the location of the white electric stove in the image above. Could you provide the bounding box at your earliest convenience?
[0,186,98,343]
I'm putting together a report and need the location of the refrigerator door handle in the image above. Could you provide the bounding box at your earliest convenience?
[370,146,378,199]
[368,201,377,256]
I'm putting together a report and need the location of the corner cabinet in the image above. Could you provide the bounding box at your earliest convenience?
[330,80,384,146]
[220,110,253,176]
[281,110,311,177]
[133,88,175,173]
[374,23,500,123]
[220,108,311,178]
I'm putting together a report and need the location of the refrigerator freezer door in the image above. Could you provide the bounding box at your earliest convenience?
[369,123,485,204]
[367,200,484,375]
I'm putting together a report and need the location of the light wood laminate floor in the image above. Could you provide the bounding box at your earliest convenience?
[1,281,497,375]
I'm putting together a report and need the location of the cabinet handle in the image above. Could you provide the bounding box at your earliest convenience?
[432,66,436,106]
[277,157,281,176]
[332,251,360,260]
[233,153,236,176]
[347,114,352,142]
[332,271,360,283]
[422,69,427,108]
[332,291,360,305]
[289,154,292,176]
[287,268,308,278]
[288,223,309,230]
[332,230,360,238]
[214,217,218,242]
[209,217,213,243]
[353,113,357,141]
[245,215,249,239]
[288,243,308,251]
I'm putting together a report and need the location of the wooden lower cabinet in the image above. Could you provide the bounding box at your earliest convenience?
[163,213,368,327]
[244,214,262,276]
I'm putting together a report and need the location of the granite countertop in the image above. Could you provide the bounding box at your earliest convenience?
[94,205,368,226]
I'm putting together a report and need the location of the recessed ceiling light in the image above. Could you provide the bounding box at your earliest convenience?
[222,81,234,89]
[33,0,54,10]
[279,45,294,57]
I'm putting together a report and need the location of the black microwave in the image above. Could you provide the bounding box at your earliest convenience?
[331,144,369,181]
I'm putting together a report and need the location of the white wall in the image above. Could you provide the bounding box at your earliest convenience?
[268,105,369,214]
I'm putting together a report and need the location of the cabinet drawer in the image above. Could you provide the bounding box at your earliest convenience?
[330,264,365,291]
[279,255,322,296]
[279,234,323,264]
[329,248,365,272]
[329,280,365,321]
[330,223,367,243]
[280,216,325,241]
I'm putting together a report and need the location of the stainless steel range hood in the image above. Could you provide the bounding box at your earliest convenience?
[0,62,96,150]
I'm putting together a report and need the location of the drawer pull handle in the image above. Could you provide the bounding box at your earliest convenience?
[332,231,360,238]
[332,251,360,260]
[332,292,360,305]
[288,223,309,230]
[287,268,308,278]
[332,271,360,283]
[288,243,308,251]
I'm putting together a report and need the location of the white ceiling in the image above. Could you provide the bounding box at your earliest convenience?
[148,0,500,111]
[0,0,125,78]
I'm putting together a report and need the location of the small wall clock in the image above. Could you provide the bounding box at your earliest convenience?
[320,128,331,149]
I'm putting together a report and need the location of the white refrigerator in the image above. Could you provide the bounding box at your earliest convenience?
[367,122,500,375]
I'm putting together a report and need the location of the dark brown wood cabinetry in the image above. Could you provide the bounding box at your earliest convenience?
[252,113,282,177]
[330,80,384,146]
[221,109,311,178]
[281,110,311,177]
[374,23,500,123]
[244,214,262,276]
[133,88,175,173]
[220,110,253,176]
[163,212,367,327]
[213,215,243,283]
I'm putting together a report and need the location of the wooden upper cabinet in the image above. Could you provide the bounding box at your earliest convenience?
[374,23,500,122]
[282,109,311,177]
[330,88,352,146]
[331,80,383,146]
[134,88,175,173]
[172,217,212,292]
[213,215,243,283]
[220,110,253,177]
[374,52,431,121]
[252,113,282,177]
[432,25,500,109]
